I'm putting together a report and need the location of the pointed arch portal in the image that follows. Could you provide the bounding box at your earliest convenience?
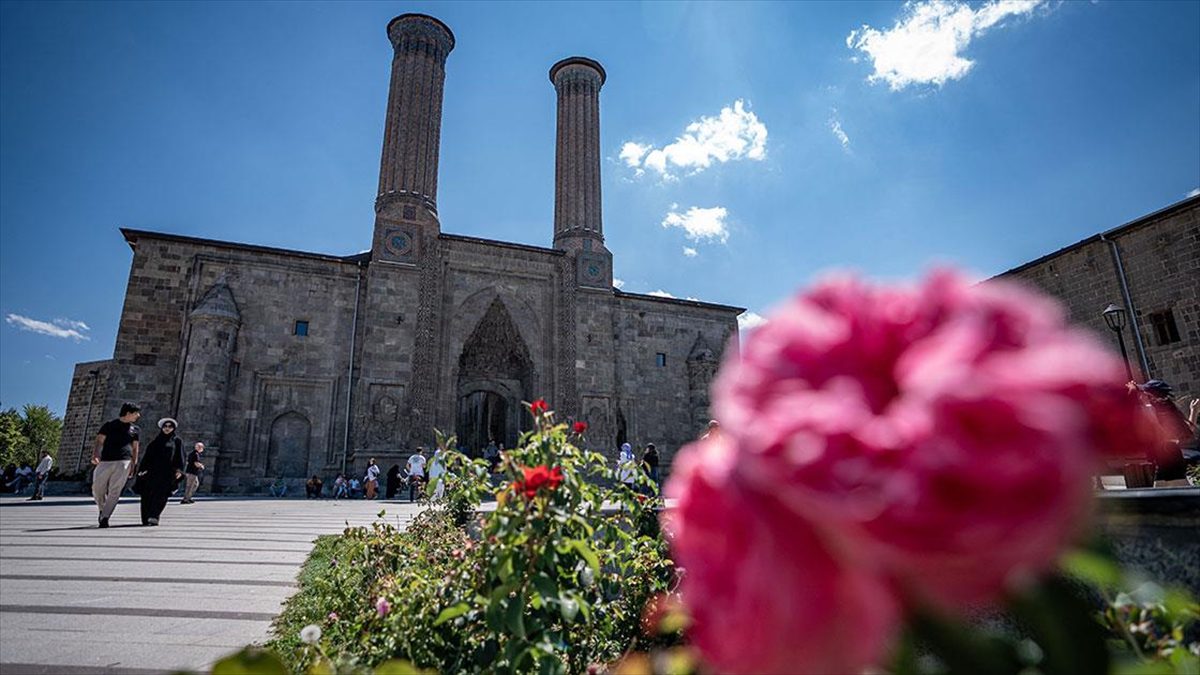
[455,299,536,454]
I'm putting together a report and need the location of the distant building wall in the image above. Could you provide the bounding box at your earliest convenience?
[999,196,1199,398]
[57,360,111,474]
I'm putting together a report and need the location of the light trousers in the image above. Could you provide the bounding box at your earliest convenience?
[92,460,130,520]
[183,474,200,500]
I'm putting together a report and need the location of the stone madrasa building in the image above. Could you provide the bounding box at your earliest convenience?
[56,14,744,491]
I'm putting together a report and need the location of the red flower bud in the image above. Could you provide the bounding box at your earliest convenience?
[530,399,549,415]
[573,421,588,435]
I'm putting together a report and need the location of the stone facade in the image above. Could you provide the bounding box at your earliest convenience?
[58,360,111,475]
[58,14,742,492]
[998,195,1199,397]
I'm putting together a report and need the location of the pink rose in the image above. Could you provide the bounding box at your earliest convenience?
[703,271,1149,609]
[375,597,391,618]
[664,435,898,675]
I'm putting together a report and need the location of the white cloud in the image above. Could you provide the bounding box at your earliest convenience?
[847,0,1046,91]
[5,314,91,341]
[1186,187,1200,198]
[828,110,851,150]
[620,100,767,180]
[738,311,768,331]
[662,205,730,243]
[683,247,698,257]
[613,278,626,290]
[619,142,650,168]
[648,290,676,298]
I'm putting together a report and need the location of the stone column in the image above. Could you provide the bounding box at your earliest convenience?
[551,57,606,247]
[376,14,455,218]
[176,282,240,491]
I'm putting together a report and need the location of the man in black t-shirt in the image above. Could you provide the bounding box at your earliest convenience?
[91,402,141,528]
[181,442,205,504]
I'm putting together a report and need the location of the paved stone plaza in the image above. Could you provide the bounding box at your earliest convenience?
[0,495,422,674]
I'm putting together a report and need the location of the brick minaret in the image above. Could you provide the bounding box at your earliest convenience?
[551,57,611,288]
[375,14,455,228]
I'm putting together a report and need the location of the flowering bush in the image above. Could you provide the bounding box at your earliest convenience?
[264,404,670,675]
[666,271,1171,674]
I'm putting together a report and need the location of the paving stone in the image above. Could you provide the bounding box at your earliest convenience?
[0,495,423,673]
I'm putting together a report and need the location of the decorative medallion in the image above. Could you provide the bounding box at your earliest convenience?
[381,225,416,260]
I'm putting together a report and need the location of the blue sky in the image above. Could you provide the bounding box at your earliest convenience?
[2,1,1198,414]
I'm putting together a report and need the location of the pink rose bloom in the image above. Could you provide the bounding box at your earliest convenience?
[375,597,391,618]
[665,435,899,675]
[706,270,1151,608]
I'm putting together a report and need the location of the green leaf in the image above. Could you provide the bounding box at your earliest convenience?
[506,592,526,639]
[433,602,471,626]
[1008,575,1109,675]
[533,573,557,601]
[211,648,288,675]
[1062,549,1124,589]
[375,659,437,675]
[570,539,600,574]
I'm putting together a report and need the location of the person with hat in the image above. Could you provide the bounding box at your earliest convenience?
[136,418,184,526]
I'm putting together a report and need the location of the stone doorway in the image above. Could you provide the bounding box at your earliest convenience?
[457,388,515,453]
[266,411,311,479]
[454,299,535,455]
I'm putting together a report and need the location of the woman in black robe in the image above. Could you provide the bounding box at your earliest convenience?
[138,418,184,526]
[385,464,402,499]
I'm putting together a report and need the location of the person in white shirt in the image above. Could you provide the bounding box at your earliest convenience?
[405,448,427,501]
[617,443,637,487]
[364,458,381,499]
[428,448,447,500]
[29,451,53,501]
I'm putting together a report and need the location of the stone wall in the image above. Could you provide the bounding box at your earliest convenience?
[612,293,739,474]
[1000,196,1199,398]
[103,231,362,492]
[56,360,111,474]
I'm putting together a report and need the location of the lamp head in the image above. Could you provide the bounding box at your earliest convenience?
[1102,303,1126,331]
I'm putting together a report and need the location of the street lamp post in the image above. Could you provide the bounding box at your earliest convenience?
[76,369,100,473]
[1102,303,1134,382]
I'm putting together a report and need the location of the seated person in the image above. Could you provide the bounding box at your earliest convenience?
[332,474,348,499]
[348,478,362,498]
[269,477,288,497]
[305,475,323,499]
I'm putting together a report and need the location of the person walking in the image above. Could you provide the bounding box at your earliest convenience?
[28,451,53,501]
[364,458,380,499]
[428,448,447,500]
[642,443,660,489]
[405,447,427,501]
[617,443,637,491]
[484,439,500,474]
[137,418,184,526]
[385,464,402,500]
[181,442,205,504]
[91,403,141,528]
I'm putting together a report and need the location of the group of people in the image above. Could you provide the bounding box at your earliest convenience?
[90,402,206,528]
[297,447,446,502]
[617,441,660,489]
[2,451,54,500]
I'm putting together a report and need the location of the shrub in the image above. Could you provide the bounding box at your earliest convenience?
[269,402,673,674]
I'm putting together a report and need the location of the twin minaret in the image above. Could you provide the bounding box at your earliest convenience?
[375,14,608,276]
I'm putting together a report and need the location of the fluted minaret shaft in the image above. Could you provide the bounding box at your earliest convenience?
[377,14,455,215]
[551,57,606,245]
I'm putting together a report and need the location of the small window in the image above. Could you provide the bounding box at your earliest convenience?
[656,353,667,368]
[294,320,309,337]
[1148,310,1180,346]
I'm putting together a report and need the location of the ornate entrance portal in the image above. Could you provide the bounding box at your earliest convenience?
[455,299,535,454]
